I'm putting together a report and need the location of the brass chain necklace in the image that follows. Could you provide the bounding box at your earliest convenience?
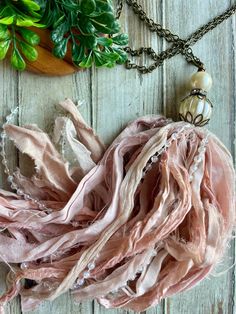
[116,0,236,73]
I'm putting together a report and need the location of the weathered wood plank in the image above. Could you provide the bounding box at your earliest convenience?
[25,296,93,314]
[0,1,235,314]
[232,9,236,314]
[92,1,164,314]
[0,62,18,188]
[17,70,93,314]
[91,0,164,145]
[0,61,21,314]
[163,1,235,313]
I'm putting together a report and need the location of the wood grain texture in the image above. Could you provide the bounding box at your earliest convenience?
[163,1,236,313]
[0,0,235,313]
[22,28,78,76]
[0,60,20,314]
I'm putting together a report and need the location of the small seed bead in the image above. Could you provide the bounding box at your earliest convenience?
[21,262,29,270]
[141,125,191,180]
[72,258,97,290]
[189,135,209,182]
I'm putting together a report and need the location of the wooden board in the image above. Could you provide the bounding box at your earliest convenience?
[0,1,235,314]
[15,28,107,76]
[22,28,78,76]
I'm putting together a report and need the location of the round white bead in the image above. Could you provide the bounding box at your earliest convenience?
[171,133,177,140]
[192,165,198,172]
[73,283,80,289]
[190,71,213,92]
[72,221,79,227]
[4,168,10,175]
[88,262,95,270]
[151,156,158,163]
[83,271,90,279]
[24,194,31,200]
[198,146,205,154]
[21,262,28,269]
[78,278,85,286]
[194,156,202,163]
[2,159,7,166]
[10,183,17,190]
[7,176,13,183]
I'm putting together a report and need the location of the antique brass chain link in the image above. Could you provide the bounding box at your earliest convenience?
[116,0,236,74]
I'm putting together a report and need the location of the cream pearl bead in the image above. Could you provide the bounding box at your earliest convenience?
[190,71,213,92]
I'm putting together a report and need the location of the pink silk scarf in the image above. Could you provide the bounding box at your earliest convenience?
[0,99,234,313]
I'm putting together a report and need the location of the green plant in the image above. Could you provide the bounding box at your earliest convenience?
[0,0,44,70]
[0,0,128,71]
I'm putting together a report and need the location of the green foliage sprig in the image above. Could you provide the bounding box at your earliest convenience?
[0,0,128,71]
[0,0,43,70]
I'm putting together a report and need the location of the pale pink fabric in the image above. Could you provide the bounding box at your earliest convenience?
[0,99,234,312]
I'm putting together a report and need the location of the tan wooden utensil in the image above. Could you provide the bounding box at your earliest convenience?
[24,28,79,76]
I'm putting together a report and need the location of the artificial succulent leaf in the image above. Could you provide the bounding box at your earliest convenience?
[80,0,96,15]
[19,40,38,61]
[72,43,85,62]
[53,37,69,59]
[112,33,129,45]
[0,39,11,60]
[18,28,40,46]
[0,16,15,25]
[51,22,69,44]
[0,0,128,70]
[11,48,26,71]
[93,50,109,67]
[21,0,41,11]
[94,0,113,14]
[92,12,115,28]
[79,53,93,68]
[0,24,9,39]
[97,36,113,46]
[112,47,128,64]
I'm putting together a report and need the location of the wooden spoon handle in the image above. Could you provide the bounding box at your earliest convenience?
[25,28,80,76]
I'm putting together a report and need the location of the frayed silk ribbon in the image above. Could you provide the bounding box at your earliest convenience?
[0,99,234,312]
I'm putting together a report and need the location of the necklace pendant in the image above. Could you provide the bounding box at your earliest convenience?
[179,70,213,126]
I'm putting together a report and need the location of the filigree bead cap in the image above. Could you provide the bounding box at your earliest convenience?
[179,71,213,126]
[179,95,213,126]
